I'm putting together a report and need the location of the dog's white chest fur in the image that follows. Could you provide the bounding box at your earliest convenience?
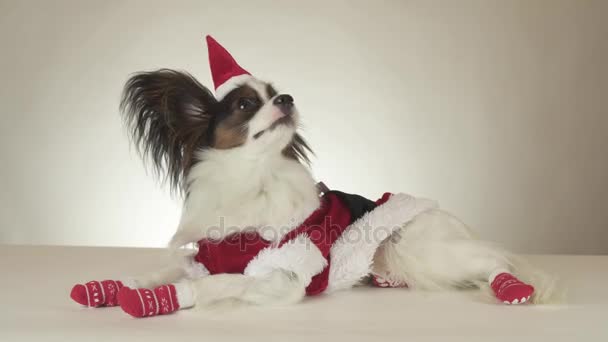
[170,147,320,247]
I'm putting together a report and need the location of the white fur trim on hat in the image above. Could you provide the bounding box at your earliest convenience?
[215,74,255,100]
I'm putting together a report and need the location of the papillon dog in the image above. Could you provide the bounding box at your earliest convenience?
[69,36,557,318]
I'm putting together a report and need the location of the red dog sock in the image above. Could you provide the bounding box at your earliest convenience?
[70,280,124,307]
[118,285,181,318]
[490,272,534,304]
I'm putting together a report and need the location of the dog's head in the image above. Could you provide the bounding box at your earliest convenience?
[212,78,298,151]
[120,65,311,193]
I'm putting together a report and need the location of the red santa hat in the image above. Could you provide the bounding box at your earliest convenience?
[206,35,254,100]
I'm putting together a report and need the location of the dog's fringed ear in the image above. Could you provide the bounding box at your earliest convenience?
[120,69,218,193]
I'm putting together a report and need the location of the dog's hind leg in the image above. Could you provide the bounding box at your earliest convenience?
[373,209,536,304]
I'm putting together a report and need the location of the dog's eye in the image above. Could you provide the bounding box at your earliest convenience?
[238,98,257,111]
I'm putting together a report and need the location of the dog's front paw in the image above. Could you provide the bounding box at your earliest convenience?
[118,285,180,318]
[70,280,124,307]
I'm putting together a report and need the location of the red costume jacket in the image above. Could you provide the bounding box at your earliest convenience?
[193,191,392,295]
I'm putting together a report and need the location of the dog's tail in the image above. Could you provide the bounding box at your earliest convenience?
[512,255,565,304]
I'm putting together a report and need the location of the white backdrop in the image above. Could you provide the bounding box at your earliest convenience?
[1,0,606,254]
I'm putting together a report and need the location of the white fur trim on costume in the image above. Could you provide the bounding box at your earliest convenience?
[181,254,211,279]
[326,193,438,292]
[215,74,255,100]
[173,282,195,308]
[244,234,327,287]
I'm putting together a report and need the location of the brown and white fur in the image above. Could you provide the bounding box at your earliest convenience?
[118,69,557,309]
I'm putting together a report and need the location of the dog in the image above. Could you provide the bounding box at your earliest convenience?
[69,36,556,318]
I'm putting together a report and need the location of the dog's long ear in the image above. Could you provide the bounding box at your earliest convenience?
[120,69,217,193]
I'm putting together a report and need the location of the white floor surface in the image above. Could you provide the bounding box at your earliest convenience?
[1,245,606,341]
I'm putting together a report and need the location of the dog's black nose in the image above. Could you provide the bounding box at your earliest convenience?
[273,94,294,115]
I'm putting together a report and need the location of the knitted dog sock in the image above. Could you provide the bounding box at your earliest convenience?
[490,270,534,304]
[118,283,194,318]
[70,280,125,307]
